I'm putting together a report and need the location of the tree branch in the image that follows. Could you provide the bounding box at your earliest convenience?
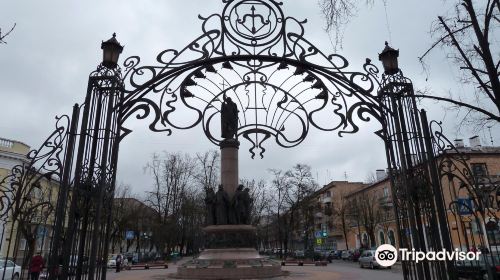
[418,23,472,62]
[0,23,16,44]
[413,94,500,121]
[438,15,497,104]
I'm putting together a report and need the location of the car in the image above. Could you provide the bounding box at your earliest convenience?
[358,250,385,269]
[327,250,343,260]
[294,250,305,258]
[107,254,119,268]
[341,250,352,260]
[455,253,500,280]
[0,259,21,280]
[329,250,343,260]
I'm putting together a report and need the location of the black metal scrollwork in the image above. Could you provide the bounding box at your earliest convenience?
[118,0,385,157]
[430,120,500,253]
[0,115,70,222]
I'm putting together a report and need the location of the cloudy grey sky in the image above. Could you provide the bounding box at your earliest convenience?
[1,0,498,196]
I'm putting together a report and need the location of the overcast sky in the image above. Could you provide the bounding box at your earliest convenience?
[1,0,498,196]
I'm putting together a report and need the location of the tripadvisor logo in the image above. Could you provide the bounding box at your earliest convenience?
[375,244,481,267]
[375,244,398,267]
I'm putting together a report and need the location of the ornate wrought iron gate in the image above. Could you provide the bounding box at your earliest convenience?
[0,0,498,280]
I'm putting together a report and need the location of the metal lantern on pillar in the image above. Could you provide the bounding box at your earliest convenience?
[378,41,399,75]
[101,33,123,69]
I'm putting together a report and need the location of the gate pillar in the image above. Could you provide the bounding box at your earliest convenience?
[380,68,455,280]
[55,63,123,280]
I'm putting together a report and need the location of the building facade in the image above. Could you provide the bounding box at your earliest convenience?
[344,138,500,252]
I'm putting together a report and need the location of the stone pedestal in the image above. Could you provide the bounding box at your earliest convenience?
[220,139,239,197]
[174,225,282,279]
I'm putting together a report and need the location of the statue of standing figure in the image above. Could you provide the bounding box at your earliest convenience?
[243,187,253,224]
[232,185,253,224]
[221,94,239,139]
[215,185,230,225]
[233,185,246,224]
[204,188,216,225]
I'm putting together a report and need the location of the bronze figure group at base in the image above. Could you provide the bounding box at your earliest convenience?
[205,184,252,225]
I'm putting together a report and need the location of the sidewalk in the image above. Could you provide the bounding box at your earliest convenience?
[106,257,189,280]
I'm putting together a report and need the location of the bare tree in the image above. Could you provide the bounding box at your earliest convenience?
[282,164,318,257]
[365,172,378,184]
[11,175,55,268]
[109,184,145,253]
[268,169,288,258]
[417,0,500,127]
[350,192,382,247]
[320,0,500,127]
[319,0,373,50]
[177,190,205,255]
[143,152,197,256]
[239,178,271,226]
[194,150,220,192]
[331,188,352,250]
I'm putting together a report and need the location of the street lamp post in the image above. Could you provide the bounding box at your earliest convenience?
[378,41,399,75]
[101,33,124,69]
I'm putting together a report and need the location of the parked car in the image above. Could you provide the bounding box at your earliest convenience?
[455,253,500,280]
[294,250,305,258]
[359,250,385,269]
[329,250,343,260]
[341,250,352,260]
[107,254,119,268]
[0,259,21,280]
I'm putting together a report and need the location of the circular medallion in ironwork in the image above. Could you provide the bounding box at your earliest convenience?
[222,0,284,47]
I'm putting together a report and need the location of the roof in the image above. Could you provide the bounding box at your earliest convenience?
[448,146,500,155]
[345,145,500,198]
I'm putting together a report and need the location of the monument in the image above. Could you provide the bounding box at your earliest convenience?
[175,95,282,279]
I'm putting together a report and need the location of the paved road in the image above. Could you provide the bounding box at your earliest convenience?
[105,258,403,280]
[281,259,404,280]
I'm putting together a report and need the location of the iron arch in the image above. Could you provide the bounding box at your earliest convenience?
[116,0,390,157]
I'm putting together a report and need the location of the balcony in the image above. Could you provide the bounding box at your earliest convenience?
[0,138,14,148]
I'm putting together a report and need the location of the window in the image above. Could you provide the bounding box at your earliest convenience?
[388,230,396,246]
[472,163,488,177]
[325,191,331,197]
[383,187,389,198]
[379,231,386,245]
[362,233,368,247]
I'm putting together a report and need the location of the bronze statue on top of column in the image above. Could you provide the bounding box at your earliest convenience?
[221,94,239,139]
